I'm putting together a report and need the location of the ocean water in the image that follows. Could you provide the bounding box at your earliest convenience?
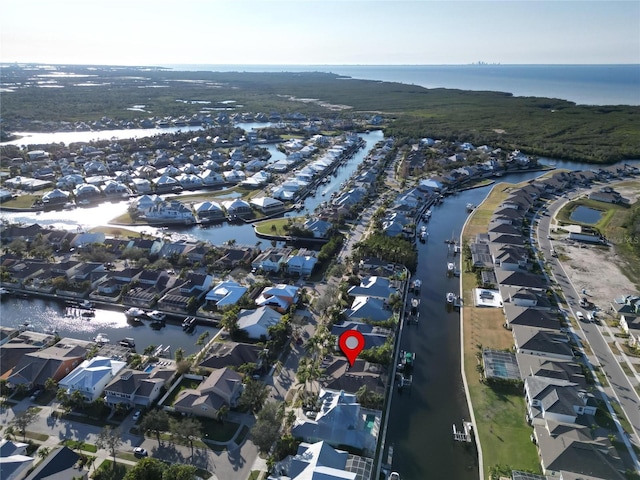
[163,64,640,106]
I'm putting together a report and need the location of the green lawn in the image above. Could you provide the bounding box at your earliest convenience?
[254,217,304,236]
[63,439,98,453]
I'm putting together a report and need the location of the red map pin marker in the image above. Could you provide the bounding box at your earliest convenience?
[339,330,365,367]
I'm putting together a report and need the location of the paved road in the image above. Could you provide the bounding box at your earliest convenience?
[533,184,640,468]
[2,398,259,480]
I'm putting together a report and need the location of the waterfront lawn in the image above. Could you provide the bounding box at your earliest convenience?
[254,217,303,236]
[462,181,542,476]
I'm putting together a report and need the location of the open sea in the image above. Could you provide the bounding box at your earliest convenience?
[163,64,640,106]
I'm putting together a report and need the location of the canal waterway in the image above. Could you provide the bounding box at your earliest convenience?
[2,122,640,478]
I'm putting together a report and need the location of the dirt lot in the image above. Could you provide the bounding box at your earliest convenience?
[559,243,638,313]
[555,181,640,313]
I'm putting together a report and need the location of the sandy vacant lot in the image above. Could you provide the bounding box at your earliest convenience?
[559,243,637,313]
[556,181,640,313]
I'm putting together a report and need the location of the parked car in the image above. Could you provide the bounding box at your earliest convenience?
[133,447,148,457]
[132,410,141,421]
[576,311,585,322]
[30,390,42,401]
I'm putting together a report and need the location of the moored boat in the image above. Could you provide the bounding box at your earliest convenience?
[446,292,456,304]
[125,307,147,319]
[94,333,110,344]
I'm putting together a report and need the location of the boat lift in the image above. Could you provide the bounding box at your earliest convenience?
[452,420,474,443]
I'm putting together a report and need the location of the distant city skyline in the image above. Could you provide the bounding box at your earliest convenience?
[2,1,639,66]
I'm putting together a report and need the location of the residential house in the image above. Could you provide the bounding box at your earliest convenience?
[4,338,90,389]
[59,356,127,402]
[512,326,574,361]
[255,284,300,312]
[286,250,318,278]
[204,280,248,309]
[104,364,176,408]
[213,246,255,270]
[250,197,285,215]
[342,296,393,323]
[23,446,89,480]
[272,441,359,480]
[320,357,387,396]
[303,219,333,239]
[347,276,398,303]
[0,439,33,480]
[236,306,283,340]
[292,388,381,456]
[199,342,263,370]
[174,368,243,419]
[252,248,293,273]
[503,305,561,330]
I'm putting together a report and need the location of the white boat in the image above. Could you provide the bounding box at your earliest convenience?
[446,292,456,304]
[447,262,455,273]
[466,203,476,212]
[411,279,421,293]
[420,225,427,233]
[389,472,401,480]
[148,310,166,322]
[125,307,146,319]
[78,300,94,310]
[420,231,428,242]
[0,287,11,295]
[93,333,110,344]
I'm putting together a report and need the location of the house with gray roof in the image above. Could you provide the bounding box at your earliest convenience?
[342,296,393,323]
[0,439,33,480]
[103,364,176,408]
[292,388,381,456]
[503,304,561,330]
[512,326,574,361]
[347,276,398,302]
[174,368,243,419]
[23,446,88,480]
[237,306,283,340]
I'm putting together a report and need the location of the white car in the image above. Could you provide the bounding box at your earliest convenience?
[132,410,141,421]
[133,447,148,457]
[576,311,585,322]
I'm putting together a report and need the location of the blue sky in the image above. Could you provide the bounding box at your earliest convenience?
[2,0,638,65]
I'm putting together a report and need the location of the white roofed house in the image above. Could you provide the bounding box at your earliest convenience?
[252,247,293,273]
[250,196,285,215]
[176,173,204,190]
[153,174,182,193]
[42,188,70,206]
[101,179,132,197]
[205,280,248,310]
[222,170,247,184]
[255,284,300,312]
[347,276,398,303]
[194,200,226,222]
[273,441,358,480]
[199,169,225,186]
[58,356,127,402]
[222,198,252,219]
[236,306,283,340]
[286,250,318,278]
[73,183,101,202]
[292,388,381,456]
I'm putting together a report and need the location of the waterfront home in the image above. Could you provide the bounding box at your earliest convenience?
[500,287,552,309]
[176,173,204,190]
[250,196,285,215]
[101,179,132,197]
[194,201,226,222]
[495,269,547,291]
[199,169,225,186]
[342,296,393,323]
[241,170,270,188]
[272,440,361,480]
[490,244,530,271]
[291,388,381,456]
[104,364,176,408]
[302,218,333,239]
[511,326,574,361]
[503,305,561,330]
[222,198,252,218]
[205,280,248,310]
[73,183,101,201]
[198,341,262,370]
[330,322,390,351]
[41,188,70,205]
[0,224,47,244]
[236,306,283,340]
[153,174,182,193]
[255,284,300,312]
[347,276,399,303]
[286,250,318,278]
[173,368,243,419]
[4,338,90,390]
[516,353,590,390]
[144,200,195,225]
[252,248,293,273]
[0,331,57,378]
[320,357,387,397]
[58,355,127,402]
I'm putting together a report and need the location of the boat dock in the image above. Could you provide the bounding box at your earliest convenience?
[453,420,474,443]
